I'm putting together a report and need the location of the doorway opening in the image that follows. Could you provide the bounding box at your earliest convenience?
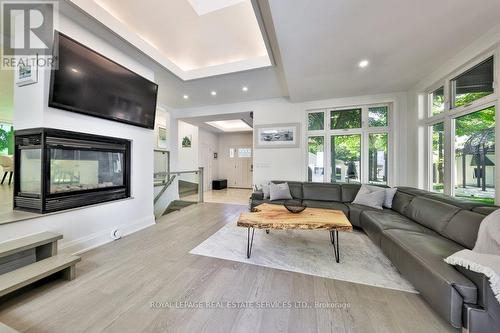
[178,112,253,205]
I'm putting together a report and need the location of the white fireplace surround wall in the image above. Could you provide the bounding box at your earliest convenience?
[3,12,156,254]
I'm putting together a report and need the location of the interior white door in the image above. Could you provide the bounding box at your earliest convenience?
[200,143,213,190]
[219,145,252,188]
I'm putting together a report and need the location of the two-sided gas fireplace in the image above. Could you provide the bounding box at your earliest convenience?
[14,128,131,213]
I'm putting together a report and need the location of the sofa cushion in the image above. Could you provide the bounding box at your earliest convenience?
[251,191,264,201]
[424,193,484,210]
[405,196,461,234]
[391,191,414,215]
[340,184,361,202]
[346,203,395,228]
[272,181,303,199]
[381,229,477,327]
[360,210,435,246]
[396,186,432,197]
[472,206,499,216]
[269,182,293,201]
[443,210,484,249]
[352,185,386,210]
[302,183,341,201]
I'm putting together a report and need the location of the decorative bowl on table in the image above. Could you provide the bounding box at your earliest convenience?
[284,200,307,213]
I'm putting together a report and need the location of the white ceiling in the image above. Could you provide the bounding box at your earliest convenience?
[187,0,247,16]
[70,0,271,79]
[64,0,500,109]
[268,0,500,102]
[178,112,253,133]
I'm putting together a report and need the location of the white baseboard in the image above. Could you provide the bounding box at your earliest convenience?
[60,215,155,255]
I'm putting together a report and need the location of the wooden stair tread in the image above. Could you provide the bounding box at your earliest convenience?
[0,322,19,333]
[0,254,80,297]
[0,232,62,259]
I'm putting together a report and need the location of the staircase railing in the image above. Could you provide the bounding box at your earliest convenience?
[154,174,176,204]
[153,167,204,218]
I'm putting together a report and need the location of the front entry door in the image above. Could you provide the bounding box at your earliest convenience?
[221,146,252,188]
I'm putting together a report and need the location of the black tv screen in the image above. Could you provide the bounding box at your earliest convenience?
[49,32,158,129]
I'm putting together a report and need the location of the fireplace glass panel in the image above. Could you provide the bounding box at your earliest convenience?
[20,149,42,195]
[50,149,124,194]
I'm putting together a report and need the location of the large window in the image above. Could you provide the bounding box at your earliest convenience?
[368,106,388,127]
[306,104,391,184]
[430,122,445,193]
[308,136,324,182]
[0,123,14,155]
[452,57,494,108]
[368,133,388,185]
[331,135,361,183]
[426,54,497,204]
[430,86,445,116]
[308,112,324,131]
[330,108,361,129]
[454,107,495,204]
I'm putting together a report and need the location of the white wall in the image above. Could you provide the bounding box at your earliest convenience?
[5,12,156,254]
[177,121,199,171]
[173,92,409,187]
[218,132,253,148]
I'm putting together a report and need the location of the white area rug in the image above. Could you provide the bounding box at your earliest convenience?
[190,223,417,293]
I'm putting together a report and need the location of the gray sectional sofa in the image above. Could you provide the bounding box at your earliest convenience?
[250,181,500,332]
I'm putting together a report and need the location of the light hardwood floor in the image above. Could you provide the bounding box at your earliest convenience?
[184,188,252,206]
[0,203,458,333]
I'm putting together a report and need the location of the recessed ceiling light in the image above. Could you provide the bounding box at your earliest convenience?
[358,60,369,68]
[70,67,79,73]
[211,91,217,96]
[206,120,252,132]
[183,94,189,99]
[242,86,248,92]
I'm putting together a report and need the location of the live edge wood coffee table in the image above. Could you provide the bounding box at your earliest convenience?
[237,203,353,263]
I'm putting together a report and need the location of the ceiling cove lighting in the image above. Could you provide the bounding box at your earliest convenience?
[205,119,252,132]
[242,86,248,92]
[358,60,369,68]
[211,91,217,96]
[183,95,189,99]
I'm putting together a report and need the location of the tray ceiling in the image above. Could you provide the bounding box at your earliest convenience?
[70,0,271,80]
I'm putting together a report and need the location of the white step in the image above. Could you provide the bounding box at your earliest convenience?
[0,254,81,298]
[0,322,19,333]
[0,232,62,258]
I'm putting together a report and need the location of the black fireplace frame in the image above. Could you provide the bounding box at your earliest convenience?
[14,128,131,213]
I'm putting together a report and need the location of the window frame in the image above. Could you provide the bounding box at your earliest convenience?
[307,134,326,183]
[427,121,446,194]
[423,49,498,204]
[429,85,446,117]
[305,103,393,185]
[451,56,495,110]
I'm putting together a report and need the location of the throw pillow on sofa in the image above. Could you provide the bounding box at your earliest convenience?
[261,184,271,199]
[352,185,386,210]
[269,182,293,201]
[363,185,397,208]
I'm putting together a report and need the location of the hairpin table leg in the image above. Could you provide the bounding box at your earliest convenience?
[330,230,339,263]
[247,227,255,259]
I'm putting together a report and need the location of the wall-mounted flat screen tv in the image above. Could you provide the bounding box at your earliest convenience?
[49,32,158,129]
